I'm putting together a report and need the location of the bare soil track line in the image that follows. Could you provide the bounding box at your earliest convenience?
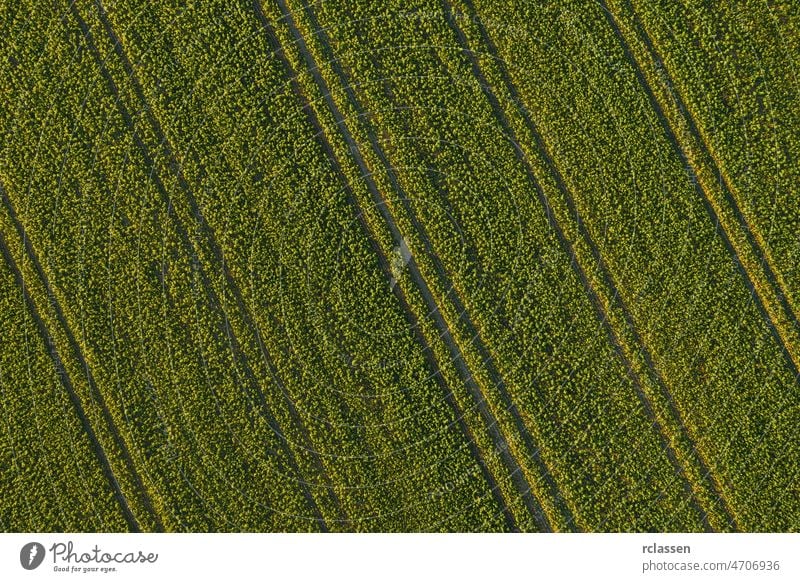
[358,26,604,529]
[303,4,579,530]
[608,0,800,383]
[69,2,330,531]
[273,0,560,531]
[90,0,348,528]
[598,0,800,518]
[253,0,521,532]
[335,27,588,530]
[445,0,734,530]
[0,185,142,532]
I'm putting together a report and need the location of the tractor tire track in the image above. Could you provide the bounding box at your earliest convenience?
[0,185,142,532]
[69,2,329,531]
[607,0,800,381]
[268,0,553,531]
[298,3,579,531]
[443,0,727,530]
[599,0,800,520]
[90,0,349,529]
[254,0,521,532]
[358,25,607,530]
[89,0,346,527]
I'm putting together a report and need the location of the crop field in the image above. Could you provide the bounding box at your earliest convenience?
[0,0,798,532]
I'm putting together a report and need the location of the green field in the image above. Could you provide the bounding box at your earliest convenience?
[0,0,798,532]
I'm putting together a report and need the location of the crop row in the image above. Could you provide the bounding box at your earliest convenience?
[460,0,800,530]
[268,0,719,530]
[0,0,531,531]
[0,227,129,530]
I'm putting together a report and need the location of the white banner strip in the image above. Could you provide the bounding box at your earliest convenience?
[1,533,797,582]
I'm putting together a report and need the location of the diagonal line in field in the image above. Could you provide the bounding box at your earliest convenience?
[597,0,800,524]
[299,5,582,531]
[604,0,800,383]
[89,0,351,528]
[68,0,330,531]
[0,183,144,532]
[254,0,523,532]
[444,0,731,531]
[266,0,559,531]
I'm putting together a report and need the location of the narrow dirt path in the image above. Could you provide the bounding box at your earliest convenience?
[0,188,142,532]
[70,2,328,531]
[443,0,726,530]
[598,0,799,385]
[264,0,553,530]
